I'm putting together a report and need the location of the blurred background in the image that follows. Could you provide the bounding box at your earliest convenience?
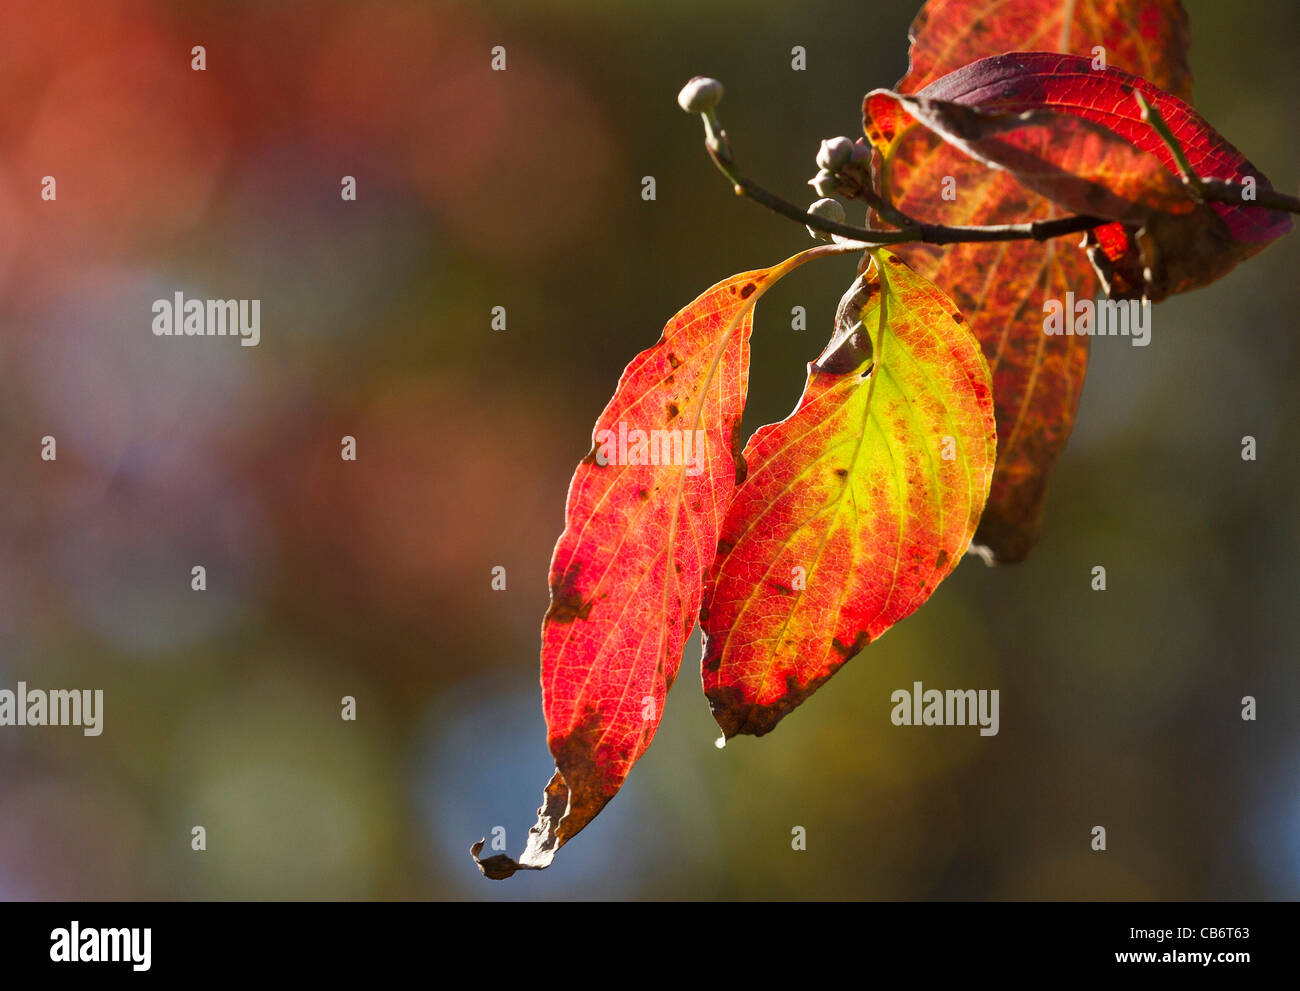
[0,0,1295,900]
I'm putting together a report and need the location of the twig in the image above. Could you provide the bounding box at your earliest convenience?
[1197,179,1300,215]
[696,110,1108,246]
[858,184,917,229]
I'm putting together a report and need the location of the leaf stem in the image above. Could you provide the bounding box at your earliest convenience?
[1197,179,1300,214]
[1134,90,1203,194]
[1135,91,1300,215]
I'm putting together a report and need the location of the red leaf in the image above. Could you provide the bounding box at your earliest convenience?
[899,0,1193,102]
[864,94,1194,224]
[893,52,1293,275]
[863,0,1210,561]
[701,251,996,738]
[474,251,828,878]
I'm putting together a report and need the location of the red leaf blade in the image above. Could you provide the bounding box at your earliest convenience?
[476,251,829,877]
[899,0,1193,101]
[909,52,1293,260]
[864,93,1195,223]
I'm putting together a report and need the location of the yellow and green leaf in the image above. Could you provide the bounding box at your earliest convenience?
[700,250,997,738]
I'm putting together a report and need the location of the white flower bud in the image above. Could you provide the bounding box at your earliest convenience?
[677,77,725,114]
[810,170,839,197]
[816,136,854,171]
[806,197,847,240]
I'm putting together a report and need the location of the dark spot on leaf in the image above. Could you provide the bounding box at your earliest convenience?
[637,488,650,501]
[951,311,965,324]
[717,536,736,556]
[708,663,841,738]
[666,402,679,420]
[740,283,756,299]
[728,415,747,484]
[935,548,950,569]
[667,353,682,369]
[701,642,720,672]
[831,629,871,660]
[546,594,592,625]
[834,467,848,478]
[546,564,593,624]
[771,582,792,596]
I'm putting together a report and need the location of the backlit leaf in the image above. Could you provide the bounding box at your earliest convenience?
[474,250,829,877]
[863,94,1194,223]
[899,0,1193,101]
[868,0,1195,562]
[700,250,996,738]
[890,53,1293,286]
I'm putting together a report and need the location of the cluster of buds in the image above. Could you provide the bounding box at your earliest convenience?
[804,136,874,241]
[809,136,873,200]
[676,77,882,244]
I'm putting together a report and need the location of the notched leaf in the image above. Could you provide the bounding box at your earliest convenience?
[815,272,879,375]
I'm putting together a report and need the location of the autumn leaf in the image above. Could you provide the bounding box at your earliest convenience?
[868,0,1195,563]
[473,249,834,878]
[874,53,1293,299]
[899,0,1193,101]
[700,250,996,739]
[863,94,1194,224]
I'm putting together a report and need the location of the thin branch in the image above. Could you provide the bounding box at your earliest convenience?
[1197,178,1300,215]
[858,183,917,229]
[698,112,1108,246]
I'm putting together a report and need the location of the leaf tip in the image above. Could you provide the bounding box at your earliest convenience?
[470,838,521,881]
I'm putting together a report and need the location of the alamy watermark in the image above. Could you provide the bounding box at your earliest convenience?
[1043,292,1151,347]
[891,680,999,736]
[50,922,150,971]
[593,421,707,476]
[152,291,261,347]
[0,682,103,736]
